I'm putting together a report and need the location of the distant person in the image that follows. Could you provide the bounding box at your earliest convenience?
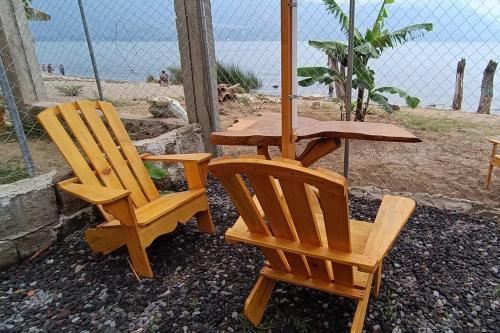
[41,64,46,72]
[59,64,65,76]
[47,64,53,74]
[159,70,169,87]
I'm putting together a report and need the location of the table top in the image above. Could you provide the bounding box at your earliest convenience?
[211,113,421,146]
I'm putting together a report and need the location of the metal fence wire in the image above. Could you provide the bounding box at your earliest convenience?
[0,0,499,198]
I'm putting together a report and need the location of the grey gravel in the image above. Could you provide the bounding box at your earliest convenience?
[0,177,498,332]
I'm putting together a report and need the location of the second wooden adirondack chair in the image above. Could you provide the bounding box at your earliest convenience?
[209,157,416,332]
[37,100,215,277]
[486,138,500,189]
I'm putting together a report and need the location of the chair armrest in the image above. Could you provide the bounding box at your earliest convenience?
[142,153,212,164]
[363,195,416,260]
[489,139,500,145]
[143,153,212,190]
[58,182,130,205]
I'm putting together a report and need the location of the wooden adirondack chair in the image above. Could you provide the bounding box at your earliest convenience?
[209,157,416,332]
[486,138,500,189]
[37,100,214,278]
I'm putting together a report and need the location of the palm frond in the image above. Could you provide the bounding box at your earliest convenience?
[323,0,363,41]
[372,23,433,49]
[25,6,51,21]
[308,40,348,63]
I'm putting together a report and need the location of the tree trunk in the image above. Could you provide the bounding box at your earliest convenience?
[354,89,365,121]
[477,60,498,114]
[327,56,345,101]
[452,58,466,111]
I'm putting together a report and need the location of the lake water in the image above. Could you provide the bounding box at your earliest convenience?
[35,40,500,114]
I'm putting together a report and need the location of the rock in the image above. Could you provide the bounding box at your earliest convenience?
[312,101,321,109]
[15,227,57,259]
[122,116,187,141]
[231,311,238,318]
[148,97,188,121]
[372,324,381,333]
[0,240,18,267]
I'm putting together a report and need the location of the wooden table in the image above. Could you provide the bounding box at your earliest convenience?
[211,113,421,166]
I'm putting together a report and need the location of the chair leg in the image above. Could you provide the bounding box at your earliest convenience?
[351,274,374,333]
[486,162,494,189]
[373,261,383,299]
[124,227,153,278]
[195,209,215,234]
[244,275,276,326]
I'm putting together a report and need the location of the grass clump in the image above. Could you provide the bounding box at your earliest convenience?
[217,62,262,92]
[55,84,84,97]
[393,110,480,134]
[146,74,157,83]
[167,62,262,92]
[0,162,30,185]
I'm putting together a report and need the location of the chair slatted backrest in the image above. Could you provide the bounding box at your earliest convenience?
[37,100,160,208]
[210,158,355,287]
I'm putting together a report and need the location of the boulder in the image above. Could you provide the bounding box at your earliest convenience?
[148,97,188,121]
[122,116,187,140]
[0,240,18,267]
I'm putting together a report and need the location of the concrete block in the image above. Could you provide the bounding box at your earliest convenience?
[0,171,58,240]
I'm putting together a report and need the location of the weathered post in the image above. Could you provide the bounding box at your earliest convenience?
[477,60,498,114]
[0,0,47,109]
[175,0,221,155]
[452,58,466,111]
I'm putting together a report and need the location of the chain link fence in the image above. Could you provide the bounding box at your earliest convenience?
[1,0,499,204]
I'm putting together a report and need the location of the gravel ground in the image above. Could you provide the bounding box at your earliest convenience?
[1,178,498,333]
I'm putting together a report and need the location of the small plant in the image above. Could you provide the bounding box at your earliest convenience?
[236,96,251,107]
[240,316,277,333]
[55,84,84,97]
[144,161,169,180]
[146,74,157,83]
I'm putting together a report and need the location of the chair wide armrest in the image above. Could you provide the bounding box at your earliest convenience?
[142,153,212,164]
[58,182,130,205]
[489,139,500,145]
[363,195,416,260]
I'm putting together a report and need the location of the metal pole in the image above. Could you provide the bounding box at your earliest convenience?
[77,0,103,100]
[0,56,37,177]
[343,0,356,178]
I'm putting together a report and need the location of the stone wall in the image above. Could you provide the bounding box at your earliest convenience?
[0,122,205,268]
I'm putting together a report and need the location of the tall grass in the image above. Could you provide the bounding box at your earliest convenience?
[167,62,262,92]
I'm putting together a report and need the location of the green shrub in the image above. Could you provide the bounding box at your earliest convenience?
[55,84,84,97]
[146,74,157,83]
[167,66,183,85]
[216,62,262,92]
[167,62,262,92]
[0,162,30,184]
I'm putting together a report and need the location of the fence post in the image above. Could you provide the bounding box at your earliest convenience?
[0,56,36,177]
[77,0,104,101]
[0,0,47,109]
[175,0,221,155]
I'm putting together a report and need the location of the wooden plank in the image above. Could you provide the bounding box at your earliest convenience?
[244,275,276,326]
[142,153,212,163]
[279,179,331,281]
[350,274,374,333]
[77,101,149,207]
[225,221,377,273]
[218,174,290,272]
[297,138,341,167]
[248,174,310,277]
[319,188,354,286]
[58,182,130,205]
[37,109,101,186]
[261,267,364,299]
[58,103,123,189]
[211,113,422,147]
[363,195,416,259]
[98,101,160,202]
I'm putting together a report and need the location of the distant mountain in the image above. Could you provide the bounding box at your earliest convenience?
[29,0,500,42]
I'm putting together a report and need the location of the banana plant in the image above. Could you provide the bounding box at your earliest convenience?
[298,0,432,121]
[22,0,51,21]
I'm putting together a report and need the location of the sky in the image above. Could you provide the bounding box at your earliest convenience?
[29,0,500,42]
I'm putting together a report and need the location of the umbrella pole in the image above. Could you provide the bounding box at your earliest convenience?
[344,0,356,178]
[281,0,298,159]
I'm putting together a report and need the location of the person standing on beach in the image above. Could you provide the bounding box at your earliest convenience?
[47,64,53,74]
[159,70,169,87]
[41,64,46,72]
[59,64,65,76]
